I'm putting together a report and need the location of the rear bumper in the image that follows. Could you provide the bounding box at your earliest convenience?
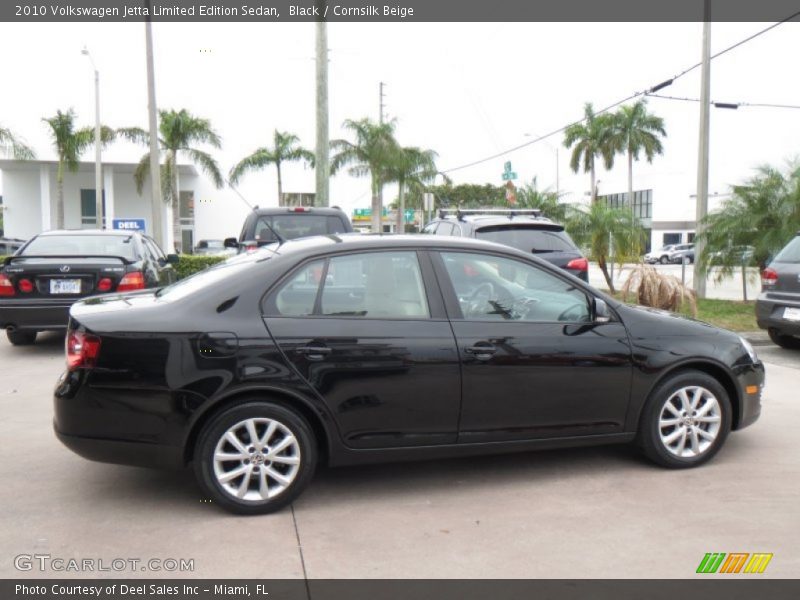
[0,299,73,331]
[54,427,184,469]
[755,292,800,335]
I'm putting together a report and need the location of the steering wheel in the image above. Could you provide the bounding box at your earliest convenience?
[557,303,588,322]
[465,282,495,317]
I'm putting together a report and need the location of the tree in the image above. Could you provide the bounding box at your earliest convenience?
[119,109,224,251]
[229,130,315,205]
[563,103,616,204]
[607,100,666,217]
[697,162,800,276]
[422,183,505,209]
[0,125,36,160]
[514,178,572,223]
[386,146,438,233]
[42,109,114,229]
[567,201,646,293]
[331,118,399,233]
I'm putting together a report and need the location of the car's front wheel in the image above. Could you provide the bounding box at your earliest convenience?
[638,370,732,468]
[659,255,669,264]
[6,329,37,346]
[768,328,800,350]
[194,401,317,515]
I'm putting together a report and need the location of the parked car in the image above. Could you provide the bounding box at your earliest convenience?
[756,232,800,349]
[54,234,764,514]
[668,244,695,264]
[225,206,354,253]
[0,229,177,345]
[422,209,589,281]
[0,237,25,256]
[193,239,236,257]
[708,245,755,266]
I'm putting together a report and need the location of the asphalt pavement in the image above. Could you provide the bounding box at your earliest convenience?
[0,331,798,579]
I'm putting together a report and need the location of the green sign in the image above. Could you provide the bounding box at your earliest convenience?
[502,161,517,181]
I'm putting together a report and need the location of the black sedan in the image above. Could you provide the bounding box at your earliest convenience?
[0,229,177,345]
[54,235,764,514]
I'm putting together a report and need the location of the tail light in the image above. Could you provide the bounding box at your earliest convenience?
[18,278,34,293]
[761,268,778,288]
[290,207,310,212]
[117,271,145,292]
[96,277,113,292]
[566,257,589,271]
[66,330,102,370]
[0,274,14,297]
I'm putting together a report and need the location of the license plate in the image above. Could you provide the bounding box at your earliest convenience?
[50,279,81,294]
[784,307,800,321]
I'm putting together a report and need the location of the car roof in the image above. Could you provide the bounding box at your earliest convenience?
[437,215,564,230]
[37,229,143,237]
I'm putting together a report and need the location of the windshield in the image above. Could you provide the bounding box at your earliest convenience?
[773,236,800,264]
[475,226,578,254]
[21,234,138,260]
[254,215,348,242]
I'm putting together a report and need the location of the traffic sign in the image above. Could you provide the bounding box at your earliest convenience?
[501,171,518,181]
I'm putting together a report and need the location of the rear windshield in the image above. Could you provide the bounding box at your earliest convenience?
[475,226,578,254]
[773,236,800,264]
[254,215,348,242]
[21,234,138,260]
[156,251,271,301]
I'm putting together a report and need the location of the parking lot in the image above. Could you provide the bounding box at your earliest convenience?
[1,331,798,579]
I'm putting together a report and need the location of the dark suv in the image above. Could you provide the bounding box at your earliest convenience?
[756,232,800,349]
[422,209,588,281]
[226,206,354,252]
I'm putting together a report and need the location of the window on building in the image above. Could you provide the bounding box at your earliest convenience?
[80,189,106,228]
[600,189,652,220]
[687,232,696,243]
[662,233,681,246]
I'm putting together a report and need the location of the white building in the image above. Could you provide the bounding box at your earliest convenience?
[0,159,253,251]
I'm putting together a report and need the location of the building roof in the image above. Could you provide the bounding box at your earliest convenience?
[0,159,198,176]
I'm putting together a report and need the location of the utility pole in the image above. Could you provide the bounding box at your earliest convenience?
[145,2,163,248]
[315,15,329,207]
[379,81,386,123]
[81,47,103,229]
[375,81,386,233]
[694,1,711,299]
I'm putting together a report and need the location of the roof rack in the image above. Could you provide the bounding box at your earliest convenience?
[437,208,545,221]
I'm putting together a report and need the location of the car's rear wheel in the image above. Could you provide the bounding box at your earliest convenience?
[768,328,800,350]
[194,401,317,515]
[638,370,732,468]
[6,329,37,345]
[659,255,669,264]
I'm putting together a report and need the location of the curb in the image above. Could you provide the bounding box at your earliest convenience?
[741,331,771,347]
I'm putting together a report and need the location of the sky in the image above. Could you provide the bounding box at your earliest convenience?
[1,20,799,220]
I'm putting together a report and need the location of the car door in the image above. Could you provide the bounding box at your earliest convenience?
[262,250,461,449]
[433,250,633,443]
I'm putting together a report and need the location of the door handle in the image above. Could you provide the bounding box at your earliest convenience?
[464,343,497,360]
[295,345,332,361]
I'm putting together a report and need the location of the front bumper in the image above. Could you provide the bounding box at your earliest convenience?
[734,361,765,430]
[756,292,800,336]
[0,298,73,331]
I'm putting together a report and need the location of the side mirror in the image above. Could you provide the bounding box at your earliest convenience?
[223,237,239,249]
[594,298,612,323]
[166,253,180,265]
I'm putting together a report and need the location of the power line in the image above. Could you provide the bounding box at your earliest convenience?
[647,92,800,110]
[441,14,800,174]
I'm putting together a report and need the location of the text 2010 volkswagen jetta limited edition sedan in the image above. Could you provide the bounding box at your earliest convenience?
[54,235,764,514]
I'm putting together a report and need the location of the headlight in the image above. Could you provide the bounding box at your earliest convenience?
[739,336,759,363]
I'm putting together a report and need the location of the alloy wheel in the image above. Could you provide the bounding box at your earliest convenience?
[658,385,722,458]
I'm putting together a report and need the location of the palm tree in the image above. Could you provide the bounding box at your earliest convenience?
[119,109,224,251]
[331,118,399,233]
[697,162,800,277]
[567,201,646,292]
[386,146,438,233]
[42,109,114,229]
[607,100,666,217]
[563,103,616,203]
[229,130,315,205]
[0,125,36,159]
[515,178,572,223]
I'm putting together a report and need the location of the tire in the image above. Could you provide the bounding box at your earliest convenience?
[768,328,800,350]
[638,370,732,469]
[6,329,37,346]
[193,401,317,515]
[659,256,669,265]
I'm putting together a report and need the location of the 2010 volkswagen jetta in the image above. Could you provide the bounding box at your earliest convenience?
[54,235,764,514]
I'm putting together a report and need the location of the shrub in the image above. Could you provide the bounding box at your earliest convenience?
[174,254,226,280]
[621,264,697,317]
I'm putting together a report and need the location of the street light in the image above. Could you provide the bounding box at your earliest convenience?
[524,132,559,192]
[81,45,103,229]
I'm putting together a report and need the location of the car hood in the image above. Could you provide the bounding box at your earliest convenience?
[616,302,729,338]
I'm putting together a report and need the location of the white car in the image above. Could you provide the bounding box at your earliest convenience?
[645,245,677,264]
